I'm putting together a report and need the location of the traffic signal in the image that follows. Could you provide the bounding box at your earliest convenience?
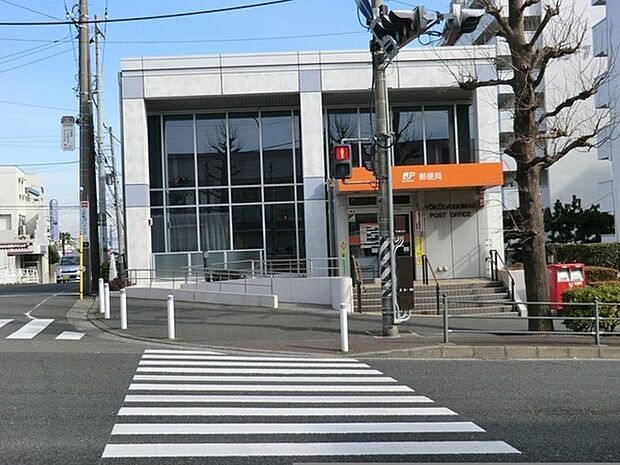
[333,144,352,179]
[371,7,424,58]
[443,3,485,45]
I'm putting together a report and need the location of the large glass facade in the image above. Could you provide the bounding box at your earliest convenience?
[326,104,475,170]
[147,110,305,264]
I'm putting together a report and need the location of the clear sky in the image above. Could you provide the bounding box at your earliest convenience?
[0,0,449,237]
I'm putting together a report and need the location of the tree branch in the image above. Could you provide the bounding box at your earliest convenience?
[459,77,513,91]
[533,44,580,87]
[537,87,600,125]
[528,2,559,48]
[477,0,516,44]
[520,0,541,12]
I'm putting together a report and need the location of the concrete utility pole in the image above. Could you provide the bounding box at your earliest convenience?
[94,15,108,265]
[372,0,398,336]
[79,0,100,293]
[108,126,125,281]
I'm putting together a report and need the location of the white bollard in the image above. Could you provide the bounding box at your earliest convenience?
[339,302,349,353]
[167,294,175,340]
[98,278,105,314]
[119,289,127,330]
[104,283,111,320]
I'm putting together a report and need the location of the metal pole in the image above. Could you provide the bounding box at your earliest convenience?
[79,0,100,294]
[120,288,127,330]
[442,294,449,344]
[94,15,107,266]
[167,295,175,339]
[339,302,349,352]
[104,283,110,319]
[594,300,601,346]
[109,128,125,282]
[373,0,397,337]
[79,233,84,300]
[98,278,104,314]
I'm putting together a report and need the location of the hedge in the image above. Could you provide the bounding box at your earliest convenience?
[561,285,620,332]
[585,266,619,283]
[548,243,620,269]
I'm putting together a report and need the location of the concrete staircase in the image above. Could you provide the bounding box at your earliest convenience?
[353,278,515,315]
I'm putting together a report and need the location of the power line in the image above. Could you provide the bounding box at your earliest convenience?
[3,161,78,167]
[0,0,63,21]
[0,0,293,26]
[0,98,75,111]
[0,48,73,74]
[105,31,366,44]
[0,35,69,62]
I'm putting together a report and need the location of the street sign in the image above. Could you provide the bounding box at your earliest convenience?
[80,200,90,242]
[61,115,76,151]
[354,0,373,22]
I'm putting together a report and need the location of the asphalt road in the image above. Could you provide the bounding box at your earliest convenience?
[0,283,619,464]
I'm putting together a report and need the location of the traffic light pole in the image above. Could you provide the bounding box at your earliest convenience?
[373,0,398,337]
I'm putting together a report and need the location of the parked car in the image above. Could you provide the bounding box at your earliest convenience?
[56,255,80,283]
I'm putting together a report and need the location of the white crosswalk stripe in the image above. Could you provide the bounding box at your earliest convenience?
[101,349,521,462]
[1,318,84,341]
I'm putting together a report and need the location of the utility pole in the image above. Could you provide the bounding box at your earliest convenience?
[94,15,108,265]
[109,127,125,281]
[372,0,398,336]
[79,0,100,293]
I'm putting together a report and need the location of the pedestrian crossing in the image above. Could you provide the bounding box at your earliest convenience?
[0,318,84,340]
[101,348,520,462]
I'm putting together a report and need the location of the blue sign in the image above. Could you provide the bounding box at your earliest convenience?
[354,0,373,22]
[49,199,59,242]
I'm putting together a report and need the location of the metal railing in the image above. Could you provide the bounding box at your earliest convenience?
[489,249,516,301]
[194,257,341,279]
[441,296,619,346]
[421,254,441,315]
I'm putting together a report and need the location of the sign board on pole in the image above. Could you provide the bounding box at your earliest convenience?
[354,0,373,22]
[80,200,90,243]
[49,199,59,242]
[61,115,76,151]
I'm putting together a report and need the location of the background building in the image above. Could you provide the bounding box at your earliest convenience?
[0,166,51,284]
[453,0,612,214]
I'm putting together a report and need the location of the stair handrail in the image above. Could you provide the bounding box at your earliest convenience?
[421,254,441,315]
[489,249,515,301]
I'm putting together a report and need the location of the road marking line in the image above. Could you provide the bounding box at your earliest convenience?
[132,375,397,383]
[102,441,520,457]
[141,354,361,362]
[135,367,382,375]
[118,406,456,416]
[6,319,54,339]
[55,331,84,340]
[24,292,65,320]
[144,349,221,355]
[111,421,483,435]
[138,360,368,368]
[0,319,13,328]
[128,383,413,392]
[123,394,433,403]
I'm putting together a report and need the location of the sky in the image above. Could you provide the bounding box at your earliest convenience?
[0,0,449,237]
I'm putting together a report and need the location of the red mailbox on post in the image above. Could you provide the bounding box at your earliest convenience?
[548,263,586,311]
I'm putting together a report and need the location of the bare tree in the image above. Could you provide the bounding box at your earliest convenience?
[458,0,613,330]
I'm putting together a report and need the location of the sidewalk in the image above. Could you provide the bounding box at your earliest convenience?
[87,295,620,359]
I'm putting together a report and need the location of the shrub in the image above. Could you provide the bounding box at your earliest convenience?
[562,285,620,332]
[585,266,619,283]
[548,243,620,269]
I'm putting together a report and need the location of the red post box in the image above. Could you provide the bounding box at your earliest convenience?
[548,263,586,311]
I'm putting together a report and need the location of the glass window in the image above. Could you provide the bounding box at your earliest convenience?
[425,107,455,165]
[231,187,261,203]
[151,208,165,253]
[327,110,360,168]
[167,207,197,252]
[262,112,294,184]
[457,105,475,163]
[294,112,302,183]
[229,113,260,185]
[393,108,424,165]
[265,204,297,259]
[297,203,306,259]
[199,189,228,205]
[232,205,263,249]
[167,190,196,206]
[199,206,230,251]
[147,115,162,188]
[265,186,294,202]
[150,191,163,207]
[196,114,228,187]
[359,110,376,168]
[165,116,195,187]
[571,268,584,282]
[557,269,570,282]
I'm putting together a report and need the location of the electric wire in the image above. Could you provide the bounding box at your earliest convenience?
[0,0,63,21]
[0,48,73,74]
[0,0,294,26]
[0,99,75,112]
[0,35,69,63]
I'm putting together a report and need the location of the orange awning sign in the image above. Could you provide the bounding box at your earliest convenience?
[338,162,503,193]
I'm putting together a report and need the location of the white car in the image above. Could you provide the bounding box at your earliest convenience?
[56,256,80,283]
